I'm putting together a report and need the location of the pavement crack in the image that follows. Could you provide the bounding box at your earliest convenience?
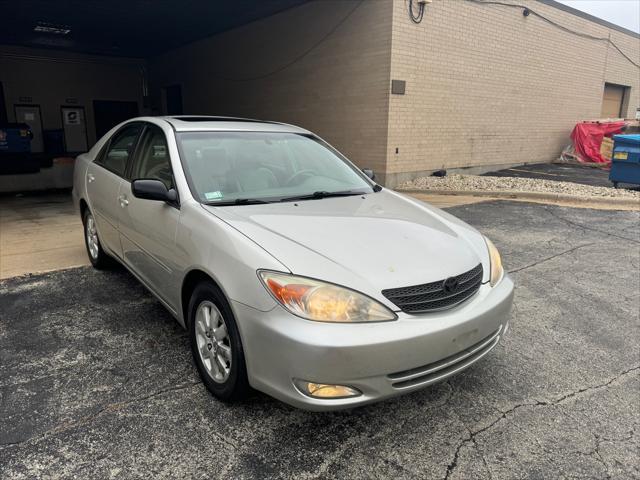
[544,207,640,245]
[471,436,494,480]
[0,381,202,450]
[591,434,612,479]
[551,365,640,405]
[442,366,640,479]
[508,242,595,274]
[443,429,472,480]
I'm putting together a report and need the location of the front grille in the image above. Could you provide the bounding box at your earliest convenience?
[381,264,483,313]
[387,326,502,389]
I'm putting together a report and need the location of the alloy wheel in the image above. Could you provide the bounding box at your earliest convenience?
[85,214,99,260]
[195,301,232,383]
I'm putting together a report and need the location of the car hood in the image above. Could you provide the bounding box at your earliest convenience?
[203,189,490,310]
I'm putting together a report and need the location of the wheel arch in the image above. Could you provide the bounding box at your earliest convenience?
[181,269,225,328]
[79,198,89,219]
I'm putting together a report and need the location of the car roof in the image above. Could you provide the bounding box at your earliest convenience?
[159,115,311,134]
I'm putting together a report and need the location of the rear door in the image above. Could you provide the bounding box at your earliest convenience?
[118,123,182,309]
[87,123,142,258]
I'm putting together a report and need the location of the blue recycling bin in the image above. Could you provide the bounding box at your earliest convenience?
[0,123,32,153]
[610,134,640,188]
[0,123,38,175]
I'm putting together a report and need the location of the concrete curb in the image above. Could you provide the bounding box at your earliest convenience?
[396,188,640,209]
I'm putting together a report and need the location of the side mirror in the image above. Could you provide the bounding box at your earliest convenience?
[132,179,178,203]
[363,169,376,181]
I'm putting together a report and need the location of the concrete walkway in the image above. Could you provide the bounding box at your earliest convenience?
[0,193,87,279]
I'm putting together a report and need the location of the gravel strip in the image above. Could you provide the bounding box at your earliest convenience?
[399,174,640,199]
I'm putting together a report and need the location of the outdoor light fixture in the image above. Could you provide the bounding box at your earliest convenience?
[522,8,531,17]
[34,22,71,35]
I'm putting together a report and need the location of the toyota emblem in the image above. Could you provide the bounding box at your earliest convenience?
[443,277,459,293]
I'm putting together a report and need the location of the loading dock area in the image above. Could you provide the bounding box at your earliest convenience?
[1,0,638,191]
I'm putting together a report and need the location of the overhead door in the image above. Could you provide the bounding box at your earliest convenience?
[601,84,625,118]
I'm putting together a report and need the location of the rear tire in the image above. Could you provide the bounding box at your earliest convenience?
[82,209,111,269]
[188,281,250,402]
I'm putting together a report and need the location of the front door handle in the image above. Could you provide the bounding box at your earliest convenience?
[87,173,95,183]
[119,195,129,208]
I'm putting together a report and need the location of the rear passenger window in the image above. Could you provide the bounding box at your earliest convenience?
[95,124,142,177]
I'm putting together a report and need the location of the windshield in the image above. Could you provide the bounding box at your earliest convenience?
[176,131,374,204]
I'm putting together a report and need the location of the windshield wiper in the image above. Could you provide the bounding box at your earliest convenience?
[204,198,271,206]
[280,190,366,202]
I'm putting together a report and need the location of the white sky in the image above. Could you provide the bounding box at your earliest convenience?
[556,0,640,33]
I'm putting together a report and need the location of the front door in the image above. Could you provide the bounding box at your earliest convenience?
[118,124,181,309]
[15,105,43,153]
[88,123,143,258]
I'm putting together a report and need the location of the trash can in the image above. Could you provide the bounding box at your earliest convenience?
[610,134,640,188]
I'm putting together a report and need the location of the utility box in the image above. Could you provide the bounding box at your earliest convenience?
[610,134,640,188]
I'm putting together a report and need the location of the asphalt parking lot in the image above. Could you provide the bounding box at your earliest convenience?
[485,162,640,191]
[1,200,639,479]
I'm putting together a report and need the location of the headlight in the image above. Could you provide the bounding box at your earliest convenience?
[485,237,504,287]
[258,271,396,323]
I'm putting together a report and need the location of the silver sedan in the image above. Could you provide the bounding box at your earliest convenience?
[72,116,514,411]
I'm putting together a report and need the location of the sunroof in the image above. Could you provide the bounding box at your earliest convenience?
[170,116,266,123]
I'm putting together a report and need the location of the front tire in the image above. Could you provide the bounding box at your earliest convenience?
[188,281,249,402]
[82,209,111,269]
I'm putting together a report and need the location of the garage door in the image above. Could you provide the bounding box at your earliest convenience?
[601,84,625,118]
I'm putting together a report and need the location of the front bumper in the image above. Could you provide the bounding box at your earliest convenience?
[233,274,514,411]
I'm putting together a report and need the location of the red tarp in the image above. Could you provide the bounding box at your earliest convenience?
[570,121,626,165]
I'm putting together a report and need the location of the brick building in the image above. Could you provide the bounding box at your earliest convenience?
[2,0,639,188]
[150,0,640,186]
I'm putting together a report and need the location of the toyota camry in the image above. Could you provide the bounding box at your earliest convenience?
[72,116,514,411]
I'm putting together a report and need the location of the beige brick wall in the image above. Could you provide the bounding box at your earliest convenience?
[150,0,393,175]
[386,0,640,187]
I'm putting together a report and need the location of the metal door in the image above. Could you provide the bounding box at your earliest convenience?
[15,105,44,153]
[601,84,626,118]
[61,106,88,153]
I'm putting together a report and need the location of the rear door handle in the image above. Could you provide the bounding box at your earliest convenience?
[87,173,95,183]
[119,195,129,208]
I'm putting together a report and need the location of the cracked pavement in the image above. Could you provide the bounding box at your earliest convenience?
[1,200,639,479]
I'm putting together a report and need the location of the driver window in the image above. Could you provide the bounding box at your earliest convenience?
[131,125,173,189]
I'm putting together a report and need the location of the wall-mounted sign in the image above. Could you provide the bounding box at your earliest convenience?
[63,109,81,125]
[18,96,33,103]
[391,80,406,95]
[65,98,79,104]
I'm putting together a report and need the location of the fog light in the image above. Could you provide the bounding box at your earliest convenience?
[294,380,361,399]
